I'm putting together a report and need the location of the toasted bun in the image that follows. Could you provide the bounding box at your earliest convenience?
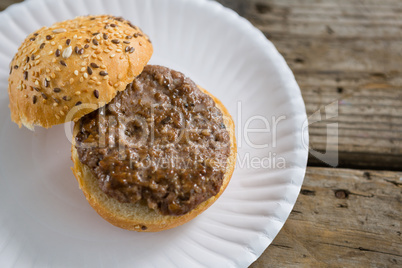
[71,86,236,232]
[8,15,153,130]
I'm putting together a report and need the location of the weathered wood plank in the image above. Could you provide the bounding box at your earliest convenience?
[0,0,22,11]
[216,0,402,170]
[250,167,402,267]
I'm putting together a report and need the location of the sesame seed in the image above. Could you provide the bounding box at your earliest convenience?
[33,95,37,104]
[46,35,52,40]
[55,115,60,119]
[125,46,130,52]
[52,58,56,63]
[41,92,48,99]
[50,41,56,45]
[33,87,40,92]
[55,49,61,57]
[66,39,71,45]
[53,28,66,33]
[24,71,28,80]
[50,73,56,79]
[92,45,98,50]
[79,77,84,82]
[110,23,117,27]
[93,89,99,98]
[26,56,30,63]
[126,35,132,39]
[58,45,62,50]
[96,81,101,85]
[110,54,115,58]
[92,32,99,36]
[29,37,35,41]
[83,73,88,78]
[103,33,108,40]
[80,67,86,72]
[62,46,72,58]
[84,44,89,49]
[74,70,79,76]
[31,54,35,61]
[114,83,119,87]
[40,43,45,49]
[78,48,84,55]
[100,64,106,69]
[104,24,110,29]
[75,91,81,95]
[53,88,61,93]
[90,63,99,68]
[73,34,77,39]
[83,54,89,58]
[111,39,120,44]
[55,67,61,72]
[44,79,49,87]
[13,65,18,69]
[53,103,58,107]
[116,49,122,53]
[104,49,110,53]
[129,47,135,53]
[63,105,69,110]
[117,74,122,79]
[60,110,65,116]
[46,68,50,73]
[123,40,130,44]
[60,60,67,66]
[87,66,93,75]
[34,80,39,86]
[74,46,79,54]
[96,35,101,40]
[35,60,40,65]
[75,101,82,106]
[133,33,138,38]
[62,96,70,101]
[69,78,74,84]
[92,39,99,45]
[53,97,60,103]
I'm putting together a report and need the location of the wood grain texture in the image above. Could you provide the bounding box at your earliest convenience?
[0,0,22,11]
[216,0,402,170]
[250,167,402,267]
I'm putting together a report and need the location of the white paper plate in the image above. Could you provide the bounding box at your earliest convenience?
[0,0,308,267]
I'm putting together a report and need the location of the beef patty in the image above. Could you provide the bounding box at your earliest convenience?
[75,65,231,216]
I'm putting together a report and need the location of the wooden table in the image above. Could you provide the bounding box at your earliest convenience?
[213,0,402,266]
[2,0,401,267]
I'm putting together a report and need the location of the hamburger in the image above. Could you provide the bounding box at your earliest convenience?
[8,15,236,232]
